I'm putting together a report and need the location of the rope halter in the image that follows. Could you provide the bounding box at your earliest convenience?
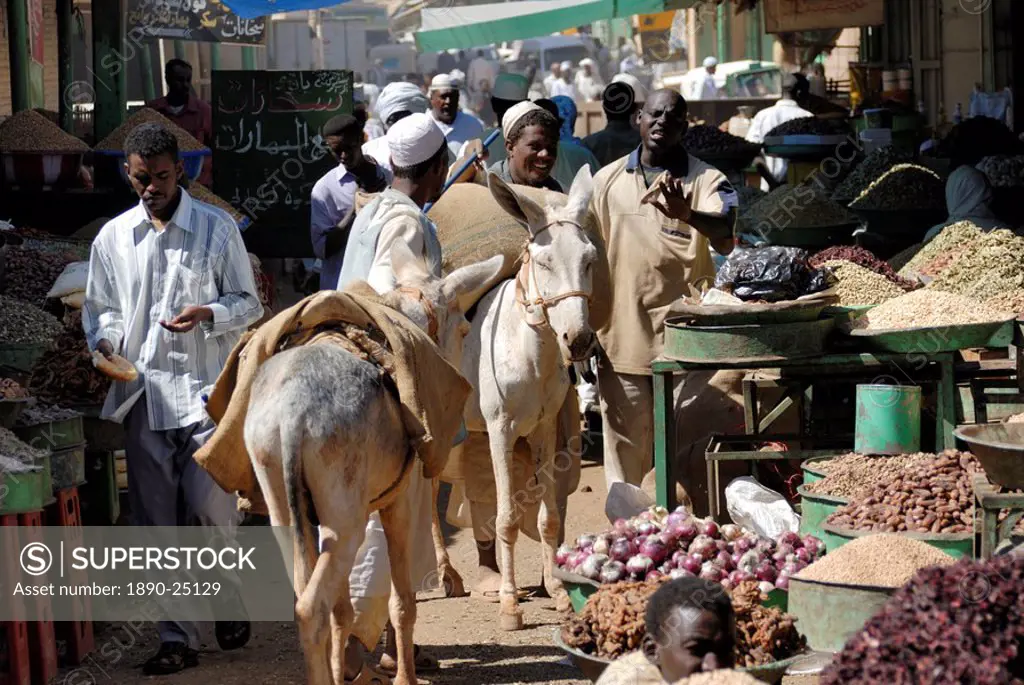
[514,219,592,329]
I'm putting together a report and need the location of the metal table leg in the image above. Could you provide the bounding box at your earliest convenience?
[937,356,957,450]
[653,370,677,510]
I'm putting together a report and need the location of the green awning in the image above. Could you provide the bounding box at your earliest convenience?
[414,0,670,52]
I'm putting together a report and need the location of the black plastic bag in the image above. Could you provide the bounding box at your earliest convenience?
[714,246,829,302]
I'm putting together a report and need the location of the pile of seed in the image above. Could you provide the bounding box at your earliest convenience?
[94,107,207,152]
[985,290,1024,315]
[189,181,247,225]
[0,378,29,399]
[4,244,83,306]
[897,221,984,277]
[821,260,905,305]
[0,110,89,153]
[810,245,916,289]
[849,163,946,211]
[977,155,1024,188]
[16,404,80,425]
[684,125,760,156]
[795,534,954,588]
[0,426,48,463]
[765,117,845,138]
[820,555,1024,684]
[740,183,857,232]
[0,296,63,344]
[735,186,766,213]
[679,670,763,685]
[924,229,1024,301]
[804,452,934,500]
[825,451,981,534]
[831,145,914,205]
[848,289,1012,331]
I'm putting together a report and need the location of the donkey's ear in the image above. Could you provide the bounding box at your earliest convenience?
[390,239,429,284]
[488,172,548,231]
[442,255,505,304]
[564,164,594,223]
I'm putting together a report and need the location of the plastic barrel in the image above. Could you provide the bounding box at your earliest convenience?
[855,384,921,455]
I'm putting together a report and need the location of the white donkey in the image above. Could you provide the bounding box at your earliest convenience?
[244,242,502,685]
[463,167,599,630]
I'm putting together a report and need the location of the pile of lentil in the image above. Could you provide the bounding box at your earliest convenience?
[0,110,89,153]
[977,154,1024,188]
[809,245,916,290]
[804,452,935,500]
[0,426,48,463]
[820,260,905,306]
[924,229,1024,301]
[820,554,1024,684]
[0,296,63,344]
[684,125,761,156]
[848,289,1011,331]
[764,117,845,138]
[94,108,207,152]
[849,163,945,211]
[794,534,954,588]
[740,183,857,233]
[831,145,914,205]
[825,451,981,534]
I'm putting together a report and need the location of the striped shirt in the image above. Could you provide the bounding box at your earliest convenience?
[83,188,263,430]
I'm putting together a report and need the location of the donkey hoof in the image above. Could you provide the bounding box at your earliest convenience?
[443,569,468,598]
[499,611,525,631]
[554,592,572,613]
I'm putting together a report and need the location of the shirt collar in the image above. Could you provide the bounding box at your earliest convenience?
[133,186,194,235]
[776,98,800,107]
[625,145,690,176]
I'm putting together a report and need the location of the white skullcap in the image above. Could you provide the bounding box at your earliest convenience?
[387,113,445,168]
[429,73,455,92]
[560,60,573,71]
[449,69,465,87]
[501,101,541,134]
[376,82,430,125]
[703,56,719,68]
[611,73,647,103]
[579,58,596,69]
[492,73,530,101]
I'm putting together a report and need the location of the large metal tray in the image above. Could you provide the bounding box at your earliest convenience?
[670,295,839,326]
[843,317,1016,353]
[664,317,835,363]
[954,423,1024,489]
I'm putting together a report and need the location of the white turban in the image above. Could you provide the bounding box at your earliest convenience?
[611,73,647,104]
[502,101,541,135]
[429,74,455,92]
[560,60,573,72]
[703,56,719,69]
[579,58,596,69]
[376,82,430,126]
[387,113,445,168]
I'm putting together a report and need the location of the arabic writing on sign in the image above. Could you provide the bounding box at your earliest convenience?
[128,0,265,42]
[214,117,328,163]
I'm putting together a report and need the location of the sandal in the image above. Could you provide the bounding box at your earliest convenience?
[216,620,251,651]
[378,645,440,676]
[142,642,199,676]
[345,662,392,685]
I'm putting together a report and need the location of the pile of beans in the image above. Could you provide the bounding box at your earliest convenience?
[794,534,954,588]
[0,296,62,345]
[809,245,916,290]
[831,145,914,205]
[94,108,207,152]
[849,163,946,211]
[985,290,1024,315]
[0,110,89,153]
[804,452,934,500]
[820,260,905,306]
[825,451,980,534]
[924,229,1024,301]
[848,290,1012,331]
[897,221,984,276]
[820,555,1024,684]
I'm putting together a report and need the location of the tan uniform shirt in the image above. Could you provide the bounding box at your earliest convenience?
[593,147,736,375]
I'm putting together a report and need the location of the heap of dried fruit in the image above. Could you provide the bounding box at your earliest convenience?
[809,245,916,290]
[0,296,62,345]
[924,229,1024,301]
[684,125,760,156]
[0,378,30,399]
[94,108,207,152]
[28,310,110,405]
[4,244,82,306]
[0,110,89,153]
[794,533,954,588]
[977,155,1024,188]
[849,163,946,211]
[848,289,1012,331]
[731,581,806,668]
[831,145,914,205]
[897,221,984,276]
[821,260,905,306]
[820,555,1024,684]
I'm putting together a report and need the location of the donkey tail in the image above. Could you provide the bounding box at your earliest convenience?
[282,423,317,589]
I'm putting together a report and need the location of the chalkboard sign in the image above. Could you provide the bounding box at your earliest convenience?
[128,0,265,44]
[212,70,352,257]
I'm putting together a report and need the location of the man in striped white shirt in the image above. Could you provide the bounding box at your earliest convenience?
[83,123,263,676]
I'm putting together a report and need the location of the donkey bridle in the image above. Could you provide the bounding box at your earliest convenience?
[514,219,592,326]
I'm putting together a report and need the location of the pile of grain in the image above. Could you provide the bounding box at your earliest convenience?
[188,181,247,224]
[831,145,914,205]
[804,452,934,500]
[821,260,905,306]
[809,245,916,290]
[795,534,954,588]
[740,183,857,233]
[897,221,984,276]
[677,671,763,685]
[924,229,1024,301]
[0,110,89,153]
[985,290,1024,315]
[849,163,945,211]
[94,108,207,152]
[848,289,1012,331]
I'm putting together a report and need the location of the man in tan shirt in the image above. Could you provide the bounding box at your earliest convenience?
[591,88,737,490]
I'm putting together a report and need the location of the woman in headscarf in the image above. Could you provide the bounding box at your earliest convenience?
[923,165,1005,242]
[550,95,584,146]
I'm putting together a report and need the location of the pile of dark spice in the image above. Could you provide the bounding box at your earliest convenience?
[684,125,761,156]
[820,554,1024,684]
[765,117,848,138]
[831,145,914,205]
[809,245,917,290]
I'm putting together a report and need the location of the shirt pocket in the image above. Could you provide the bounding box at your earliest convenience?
[168,263,209,310]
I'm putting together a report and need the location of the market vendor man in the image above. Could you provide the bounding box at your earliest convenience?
[335,112,451,683]
[591,88,737,493]
[83,123,263,675]
[146,59,214,186]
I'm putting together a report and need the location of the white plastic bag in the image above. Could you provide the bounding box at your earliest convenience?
[725,476,799,540]
[47,261,89,299]
[605,481,654,524]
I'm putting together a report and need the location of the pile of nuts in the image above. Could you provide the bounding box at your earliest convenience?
[809,245,917,290]
[825,451,980,534]
[794,534,954,588]
[0,296,63,345]
[924,229,1024,301]
[740,183,858,233]
[4,244,82,306]
[684,125,761,156]
[831,145,914,205]
[897,221,984,276]
[731,581,806,668]
[977,155,1024,188]
[0,378,30,399]
[0,110,89,153]
[820,260,905,306]
[848,289,1012,331]
[804,452,934,500]
[849,163,946,211]
[820,555,1024,684]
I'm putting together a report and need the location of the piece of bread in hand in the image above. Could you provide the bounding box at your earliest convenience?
[91,351,138,382]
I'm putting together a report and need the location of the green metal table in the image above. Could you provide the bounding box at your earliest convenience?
[652,351,958,511]
[973,473,1024,558]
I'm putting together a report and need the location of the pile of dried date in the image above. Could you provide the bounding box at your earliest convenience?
[820,554,1024,684]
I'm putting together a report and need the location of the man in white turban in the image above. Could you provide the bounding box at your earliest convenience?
[690,56,722,100]
[429,73,484,159]
[334,112,455,682]
[361,81,431,173]
[574,57,604,102]
[548,60,577,99]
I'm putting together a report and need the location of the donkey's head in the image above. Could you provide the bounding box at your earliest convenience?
[489,165,598,362]
[385,241,503,366]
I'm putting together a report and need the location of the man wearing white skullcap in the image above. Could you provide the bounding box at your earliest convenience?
[548,60,577,99]
[574,57,604,102]
[334,111,452,682]
[428,73,484,160]
[361,81,431,172]
[690,56,721,101]
[611,72,647,106]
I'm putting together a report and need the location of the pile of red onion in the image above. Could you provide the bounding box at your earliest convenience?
[556,506,824,594]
